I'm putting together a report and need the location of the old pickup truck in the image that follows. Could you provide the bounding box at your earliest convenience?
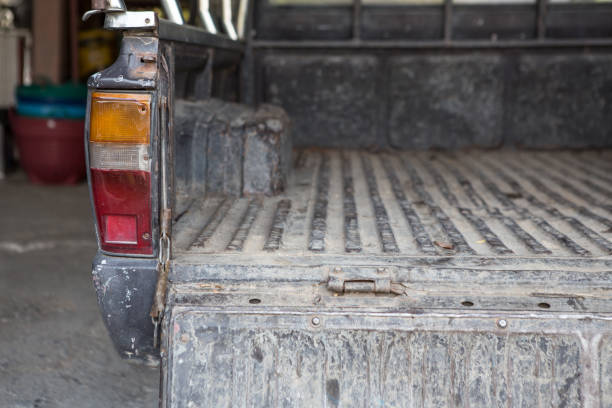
[84,0,611,406]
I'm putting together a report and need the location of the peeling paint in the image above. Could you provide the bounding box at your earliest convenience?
[101,275,119,296]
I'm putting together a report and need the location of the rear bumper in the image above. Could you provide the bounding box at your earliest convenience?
[92,252,159,364]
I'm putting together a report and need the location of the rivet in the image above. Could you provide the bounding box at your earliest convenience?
[311,316,320,326]
[497,319,508,329]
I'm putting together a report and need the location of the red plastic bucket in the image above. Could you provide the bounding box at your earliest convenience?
[9,110,86,184]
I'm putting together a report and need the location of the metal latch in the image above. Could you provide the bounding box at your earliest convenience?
[150,209,171,348]
[327,267,406,295]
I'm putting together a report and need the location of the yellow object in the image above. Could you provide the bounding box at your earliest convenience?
[78,29,117,80]
[90,92,151,144]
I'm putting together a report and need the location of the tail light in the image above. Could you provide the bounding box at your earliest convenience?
[88,92,153,255]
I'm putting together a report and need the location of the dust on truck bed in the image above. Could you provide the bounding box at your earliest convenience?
[173,149,612,263]
[164,149,612,407]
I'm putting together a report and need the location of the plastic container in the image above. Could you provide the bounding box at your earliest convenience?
[9,110,86,184]
[16,83,87,119]
[17,83,87,105]
[17,100,86,119]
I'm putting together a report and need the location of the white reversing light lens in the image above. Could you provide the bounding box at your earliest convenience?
[89,142,150,171]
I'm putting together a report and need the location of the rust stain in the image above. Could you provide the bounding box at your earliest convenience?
[434,240,454,250]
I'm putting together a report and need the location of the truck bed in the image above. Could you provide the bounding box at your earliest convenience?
[164,149,612,407]
[172,149,611,265]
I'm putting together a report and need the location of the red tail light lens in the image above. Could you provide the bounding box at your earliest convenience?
[88,92,153,255]
[105,215,138,244]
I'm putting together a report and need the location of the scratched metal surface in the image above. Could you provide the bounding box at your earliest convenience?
[172,149,612,263]
[163,305,611,408]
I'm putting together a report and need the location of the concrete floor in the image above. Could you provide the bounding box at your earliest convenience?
[0,173,159,407]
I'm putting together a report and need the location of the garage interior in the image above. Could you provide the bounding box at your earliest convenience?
[0,1,161,406]
[1,0,611,406]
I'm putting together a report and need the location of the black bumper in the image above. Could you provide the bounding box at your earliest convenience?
[92,252,159,364]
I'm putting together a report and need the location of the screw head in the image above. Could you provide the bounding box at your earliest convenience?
[142,232,150,240]
[311,316,320,326]
[145,18,150,24]
[497,319,508,329]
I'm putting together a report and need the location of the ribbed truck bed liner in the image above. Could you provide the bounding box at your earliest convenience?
[173,149,612,262]
[163,149,612,408]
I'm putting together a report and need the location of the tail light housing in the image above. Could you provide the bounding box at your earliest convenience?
[88,92,154,255]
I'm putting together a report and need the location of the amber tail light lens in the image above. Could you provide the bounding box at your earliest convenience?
[88,92,153,255]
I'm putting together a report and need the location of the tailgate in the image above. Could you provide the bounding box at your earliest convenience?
[162,283,612,408]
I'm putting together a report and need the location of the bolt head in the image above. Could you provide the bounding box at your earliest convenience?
[311,316,320,326]
[497,319,508,329]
